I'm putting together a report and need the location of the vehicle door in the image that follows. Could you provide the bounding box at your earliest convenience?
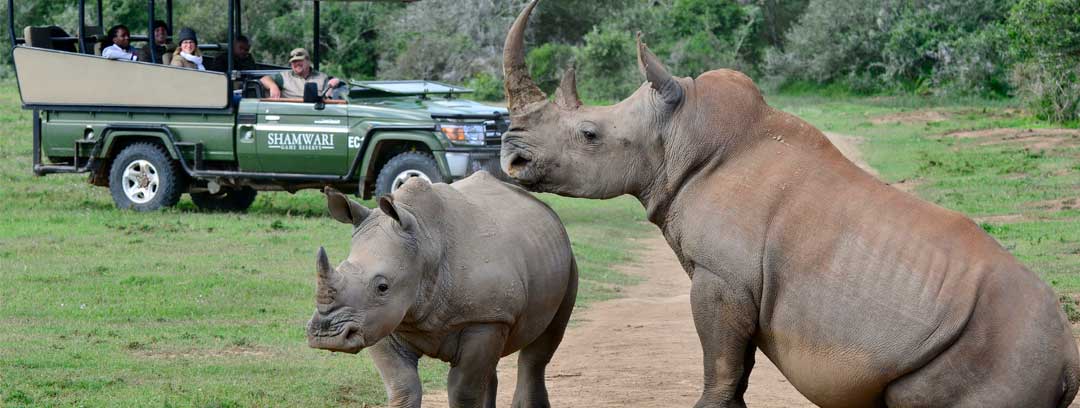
[253,101,350,174]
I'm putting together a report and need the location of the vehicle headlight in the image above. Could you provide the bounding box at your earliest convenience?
[438,124,486,145]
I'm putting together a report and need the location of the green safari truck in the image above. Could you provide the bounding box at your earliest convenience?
[8,0,509,211]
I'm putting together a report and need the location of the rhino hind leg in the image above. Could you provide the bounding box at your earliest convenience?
[511,259,578,408]
[883,289,1078,408]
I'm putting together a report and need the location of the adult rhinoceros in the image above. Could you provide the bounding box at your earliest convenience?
[306,173,578,408]
[499,1,1079,407]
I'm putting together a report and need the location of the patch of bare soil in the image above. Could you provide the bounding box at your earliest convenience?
[423,232,812,407]
[1028,197,1080,213]
[136,346,274,359]
[972,214,1028,224]
[944,128,1080,151]
[870,110,949,125]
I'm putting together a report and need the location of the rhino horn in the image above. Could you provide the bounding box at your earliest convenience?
[554,65,582,110]
[316,247,338,305]
[636,32,684,108]
[503,0,547,112]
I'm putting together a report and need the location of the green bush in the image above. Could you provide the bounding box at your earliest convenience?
[767,0,1015,96]
[665,0,761,76]
[576,23,640,103]
[526,43,577,94]
[466,72,504,102]
[1007,0,1080,122]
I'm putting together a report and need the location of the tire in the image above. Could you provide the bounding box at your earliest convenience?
[190,187,258,212]
[374,151,442,197]
[108,142,187,211]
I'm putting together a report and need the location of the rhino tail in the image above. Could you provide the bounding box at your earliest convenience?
[1059,360,1080,408]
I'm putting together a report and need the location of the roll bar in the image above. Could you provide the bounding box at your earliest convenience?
[7,1,419,78]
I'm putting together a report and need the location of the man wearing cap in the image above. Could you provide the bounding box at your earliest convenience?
[259,48,341,99]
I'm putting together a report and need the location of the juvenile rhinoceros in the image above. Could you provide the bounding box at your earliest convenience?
[306,172,577,408]
[499,1,1079,407]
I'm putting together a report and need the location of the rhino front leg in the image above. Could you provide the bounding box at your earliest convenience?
[368,336,423,408]
[448,324,510,408]
[691,267,758,408]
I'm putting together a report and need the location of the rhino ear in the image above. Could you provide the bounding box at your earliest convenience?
[636,32,684,109]
[378,195,418,234]
[324,186,371,226]
[554,64,582,110]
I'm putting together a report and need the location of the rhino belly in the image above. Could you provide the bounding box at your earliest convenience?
[757,282,971,407]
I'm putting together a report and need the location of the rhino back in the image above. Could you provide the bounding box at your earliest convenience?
[437,172,574,354]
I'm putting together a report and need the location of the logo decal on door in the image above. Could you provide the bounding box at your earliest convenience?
[266,132,335,151]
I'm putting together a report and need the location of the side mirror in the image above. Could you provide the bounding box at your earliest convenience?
[303,82,324,110]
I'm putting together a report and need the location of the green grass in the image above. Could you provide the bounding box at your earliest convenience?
[0,81,650,407]
[768,93,1080,293]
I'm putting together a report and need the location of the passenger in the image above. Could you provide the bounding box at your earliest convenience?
[209,35,257,72]
[102,25,138,61]
[259,48,341,99]
[137,20,172,64]
[169,28,205,71]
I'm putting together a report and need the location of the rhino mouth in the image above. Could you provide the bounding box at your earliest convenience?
[307,322,365,354]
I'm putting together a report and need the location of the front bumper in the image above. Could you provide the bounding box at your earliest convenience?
[444,148,512,182]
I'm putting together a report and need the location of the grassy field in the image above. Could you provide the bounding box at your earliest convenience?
[768,93,1080,301]
[0,82,649,407]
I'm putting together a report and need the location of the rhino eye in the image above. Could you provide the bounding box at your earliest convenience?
[582,129,597,141]
[377,283,389,294]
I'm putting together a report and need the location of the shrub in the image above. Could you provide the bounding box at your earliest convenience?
[526,43,577,94]
[1007,0,1080,122]
[466,72,505,102]
[576,23,640,103]
[765,0,894,87]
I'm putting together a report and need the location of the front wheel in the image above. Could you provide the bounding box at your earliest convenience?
[190,187,258,212]
[108,143,186,211]
[374,152,442,197]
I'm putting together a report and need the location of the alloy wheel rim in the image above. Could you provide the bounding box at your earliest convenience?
[122,160,159,204]
[390,169,431,193]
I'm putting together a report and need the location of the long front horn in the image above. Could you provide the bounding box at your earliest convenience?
[503,0,547,112]
[636,32,684,108]
[315,247,338,305]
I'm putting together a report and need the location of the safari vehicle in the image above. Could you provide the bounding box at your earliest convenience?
[8,0,508,211]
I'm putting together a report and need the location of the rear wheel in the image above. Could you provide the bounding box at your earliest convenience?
[190,187,258,212]
[374,151,442,196]
[108,143,186,211]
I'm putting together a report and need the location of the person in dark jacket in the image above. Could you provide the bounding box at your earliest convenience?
[137,20,172,64]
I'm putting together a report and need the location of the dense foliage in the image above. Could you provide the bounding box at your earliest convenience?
[0,0,1075,122]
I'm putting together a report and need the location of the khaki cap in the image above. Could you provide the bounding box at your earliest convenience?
[288,48,310,63]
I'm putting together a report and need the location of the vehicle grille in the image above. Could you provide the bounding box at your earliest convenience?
[467,155,514,183]
[483,116,509,146]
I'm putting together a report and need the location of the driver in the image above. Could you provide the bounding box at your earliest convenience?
[259,48,341,99]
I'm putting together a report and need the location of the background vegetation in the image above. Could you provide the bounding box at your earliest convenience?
[1,0,1078,121]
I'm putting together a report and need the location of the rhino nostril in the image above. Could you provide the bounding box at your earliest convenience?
[510,153,530,169]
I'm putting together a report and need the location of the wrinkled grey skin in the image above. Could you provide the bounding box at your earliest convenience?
[499,2,1080,407]
[306,171,577,408]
